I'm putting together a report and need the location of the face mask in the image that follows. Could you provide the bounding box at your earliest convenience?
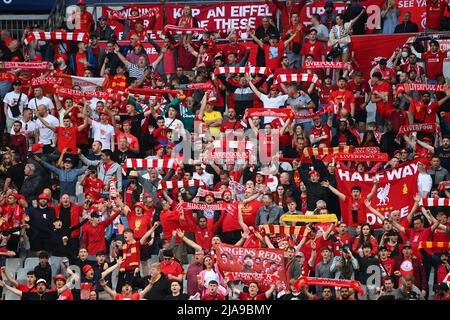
[401,52,409,58]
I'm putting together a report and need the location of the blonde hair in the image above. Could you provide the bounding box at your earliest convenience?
[150,262,161,272]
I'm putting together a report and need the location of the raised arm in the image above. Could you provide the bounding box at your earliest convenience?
[320,180,346,201]
[37,115,56,131]
[0,280,22,297]
[99,278,117,299]
[140,221,160,245]
[176,229,202,252]
[246,26,264,49]
[284,25,301,48]
[366,177,379,202]
[101,256,123,279]
[245,73,262,98]
[0,266,18,287]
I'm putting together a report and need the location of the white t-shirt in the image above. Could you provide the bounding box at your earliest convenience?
[418,173,432,197]
[36,114,59,145]
[193,171,214,187]
[91,120,115,150]
[3,91,29,120]
[259,94,289,123]
[28,96,55,111]
[164,117,184,131]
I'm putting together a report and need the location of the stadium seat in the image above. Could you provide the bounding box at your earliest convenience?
[5,258,23,277]
[147,255,159,264]
[23,257,39,272]
[111,267,119,290]
[15,268,28,284]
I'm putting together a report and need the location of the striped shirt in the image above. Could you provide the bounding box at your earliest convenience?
[128,63,145,80]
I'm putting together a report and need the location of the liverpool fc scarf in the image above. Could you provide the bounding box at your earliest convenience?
[334,153,389,162]
[180,202,230,211]
[164,25,207,35]
[0,61,53,70]
[274,73,321,88]
[304,61,346,69]
[303,146,354,157]
[398,123,436,136]
[294,277,364,295]
[418,241,450,249]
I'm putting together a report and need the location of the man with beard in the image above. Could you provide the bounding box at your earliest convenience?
[220,107,245,133]
[330,119,359,147]
[26,193,56,252]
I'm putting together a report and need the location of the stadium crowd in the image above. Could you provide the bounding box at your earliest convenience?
[0,0,449,301]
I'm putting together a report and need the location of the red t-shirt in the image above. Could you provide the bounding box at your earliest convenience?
[241,200,263,227]
[405,227,433,258]
[220,120,244,133]
[76,11,94,33]
[346,79,371,111]
[328,90,355,114]
[239,292,267,300]
[81,177,105,201]
[300,40,326,61]
[371,67,396,83]
[372,81,393,117]
[55,126,77,154]
[115,292,141,300]
[345,197,365,227]
[400,63,425,78]
[161,260,183,280]
[58,289,74,300]
[380,258,396,281]
[408,99,439,123]
[426,0,446,29]
[422,50,447,80]
[202,292,226,300]
[17,283,37,293]
[263,43,285,70]
[333,234,354,257]
[309,124,332,147]
[75,52,87,77]
[127,212,152,240]
[221,202,241,233]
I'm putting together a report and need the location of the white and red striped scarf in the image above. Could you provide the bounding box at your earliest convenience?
[164,25,206,35]
[274,73,321,88]
[197,188,223,199]
[303,146,354,157]
[53,86,117,100]
[420,198,450,207]
[398,123,437,136]
[214,67,272,76]
[334,153,389,162]
[229,180,246,194]
[0,61,53,70]
[124,158,177,171]
[203,150,250,161]
[396,83,450,94]
[158,179,204,190]
[304,61,345,69]
[31,77,63,87]
[180,202,229,211]
[24,31,89,45]
[212,140,254,150]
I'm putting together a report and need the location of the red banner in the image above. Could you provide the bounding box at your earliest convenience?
[216,244,287,288]
[335,158,420,228]
[351,33,417,79]
[299,0,385,31]
[165,2,275,35]
[101,4,164,40]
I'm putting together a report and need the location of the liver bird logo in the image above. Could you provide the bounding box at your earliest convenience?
[377,183,391,206]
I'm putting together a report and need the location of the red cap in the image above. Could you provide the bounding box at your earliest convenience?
[154,144,165,152]
[77,0,86,5]
[308,170,320,176]
[422,137,432,143]
[11,56,21,62]
[167,142,175,149]
[38,193,51,201]
[205,192,215,198]
[32,55,42,62]
[32,143,44,153]
[54,274,66,283]
[270,84,279,90]
[97,198,106,204]
[82,265,93,274]
[134,202,146,210]
[143,192,151,198]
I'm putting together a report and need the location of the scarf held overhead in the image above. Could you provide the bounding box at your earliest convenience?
[24,31,89,45]
[124,158,178,171]
[279,214,338,223]
[294,277,364,295]
[180,202,230,211]
[303,146,354,157]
